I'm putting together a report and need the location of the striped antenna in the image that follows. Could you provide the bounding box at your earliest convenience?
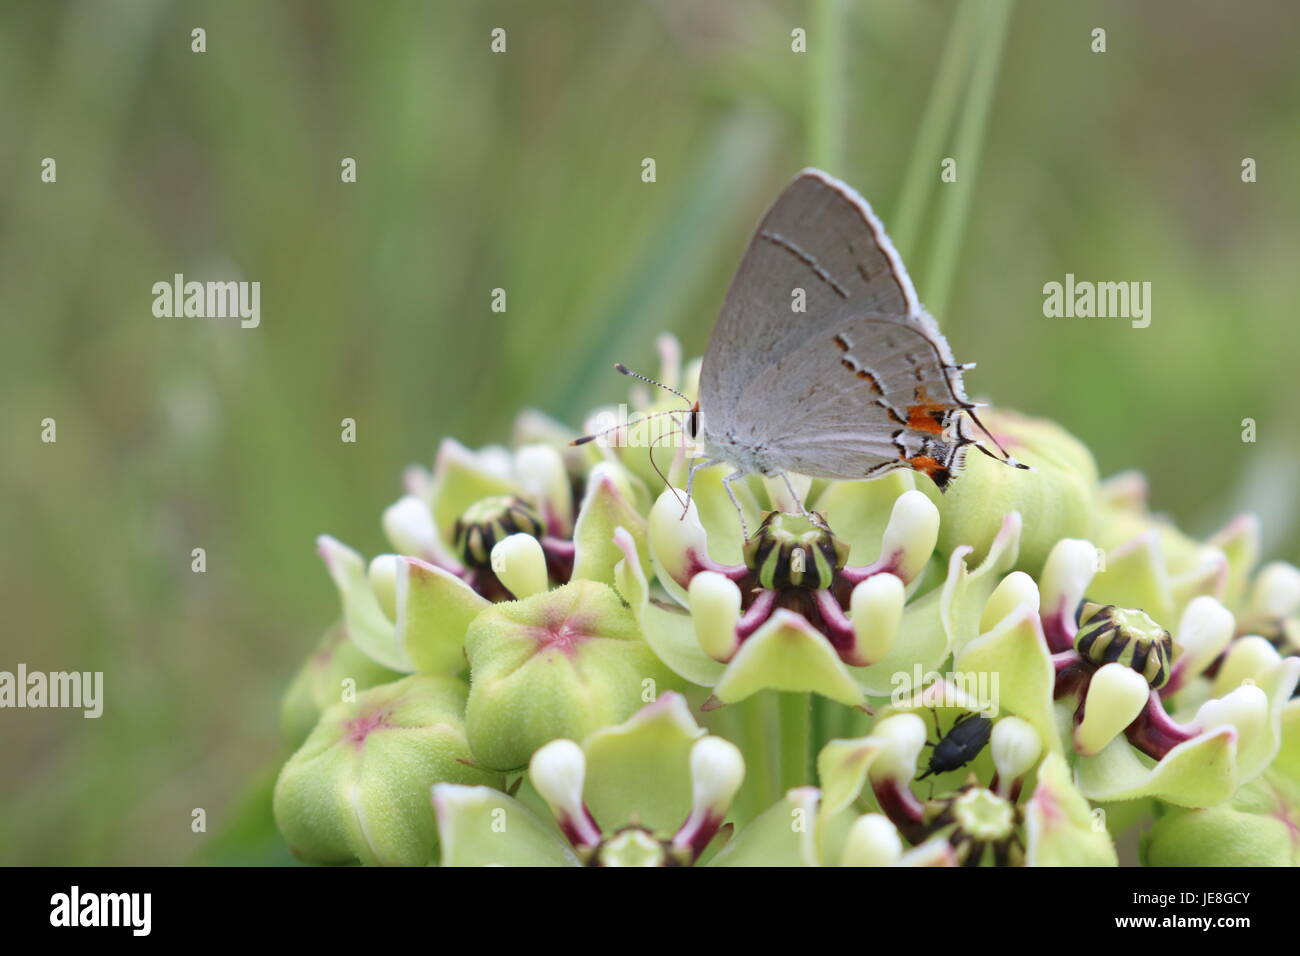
[570,408,684,447]
[613,363,692,405]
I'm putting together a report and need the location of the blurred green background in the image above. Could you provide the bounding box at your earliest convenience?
[1,0,1297,864]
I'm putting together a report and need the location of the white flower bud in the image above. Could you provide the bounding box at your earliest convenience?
[1074,663,1150,756]
[491,533,549,599]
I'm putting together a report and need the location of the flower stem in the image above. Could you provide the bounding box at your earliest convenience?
[732,693,777,820]
[837,700,869,741]
[811,695,827,752]
[778,692,812,792]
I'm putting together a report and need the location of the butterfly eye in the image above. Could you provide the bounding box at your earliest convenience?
[685,403,701,441]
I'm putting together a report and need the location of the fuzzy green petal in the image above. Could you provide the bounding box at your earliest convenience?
[1145,806,1292,866]
[464,580,677,771]
[1142,772,1299,867]
[580,692,705,833]
[1276,700,1300,785]
[433,784,580,867]
[813,471,917,566]
[816,737,885,819]
[924,409,1098,575]
[429,439,518,546]
[945,512,1024,658]
[1090,532,1175,628]
[570,464,650,587]
[318,536,413,672]
[955,604,1058,751]
[1024,752,1118,866]
[612,525,648,613]
[714,610,864,706]
[397,557,487,673]
[274,675,502,866]
[1075,727,1238,807]
[1206,515,1258,606]
[682,465,762,566]
[643,603,727,686]
[710,788,821,867]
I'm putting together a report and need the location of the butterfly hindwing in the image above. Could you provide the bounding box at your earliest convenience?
[733,314,969,481]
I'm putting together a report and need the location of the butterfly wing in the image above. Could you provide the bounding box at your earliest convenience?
[698,169,972,486]
[743,313,974,486]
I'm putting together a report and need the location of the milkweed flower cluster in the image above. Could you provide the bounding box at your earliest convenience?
[273,337,1300,866]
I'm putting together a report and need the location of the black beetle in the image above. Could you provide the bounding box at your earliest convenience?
[917,711,993,780]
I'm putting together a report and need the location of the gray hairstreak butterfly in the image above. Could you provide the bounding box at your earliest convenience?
[577,168,1025,531]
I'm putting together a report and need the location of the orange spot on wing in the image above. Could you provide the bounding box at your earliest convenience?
[907,402,947,435]
[906,455,953,490]
[907,454,943,476]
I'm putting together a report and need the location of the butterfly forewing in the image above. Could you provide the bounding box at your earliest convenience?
[701,170,917,420]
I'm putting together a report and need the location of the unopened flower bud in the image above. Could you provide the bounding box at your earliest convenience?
[742,512,848,591]
[530,738,601,847]
[1074,663,1152,756]
[453,496,544,568]
[1074,602,1174,689]
[840,814,904,867]
[990,716,1042,787]
[491,533,549,599]
[273,675,502,866]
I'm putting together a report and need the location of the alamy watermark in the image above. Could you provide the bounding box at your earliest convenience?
[1,665,103,718]
[890,664,1000,715]
[152,273,260,328]
[50,886,150,936]
[1042,273,1151,328]
[584,403,703,453]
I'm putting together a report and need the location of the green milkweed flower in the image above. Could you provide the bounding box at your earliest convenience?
[958,534,1300,808]
[461,577,681,771]
[274,674,503,866]
[393,436,653,598]
[642,473,1025,708]
[433,694,751,866]
[715,715,1114,867]
[315,443,654,676]
[1141,755,1300,866]
[273,336,1300,867]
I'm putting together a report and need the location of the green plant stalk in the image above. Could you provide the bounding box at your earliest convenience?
[833,697,866,742]
[809,0,846,170]
[778,692,812,793]
[924,0,1015,318]
[733,692,777,821]
[891,0,983,261]
[810,687,828,753]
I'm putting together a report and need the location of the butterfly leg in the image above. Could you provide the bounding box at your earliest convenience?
[777,470,829,531]
[683,457,720,518]
[722,470,751,540]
